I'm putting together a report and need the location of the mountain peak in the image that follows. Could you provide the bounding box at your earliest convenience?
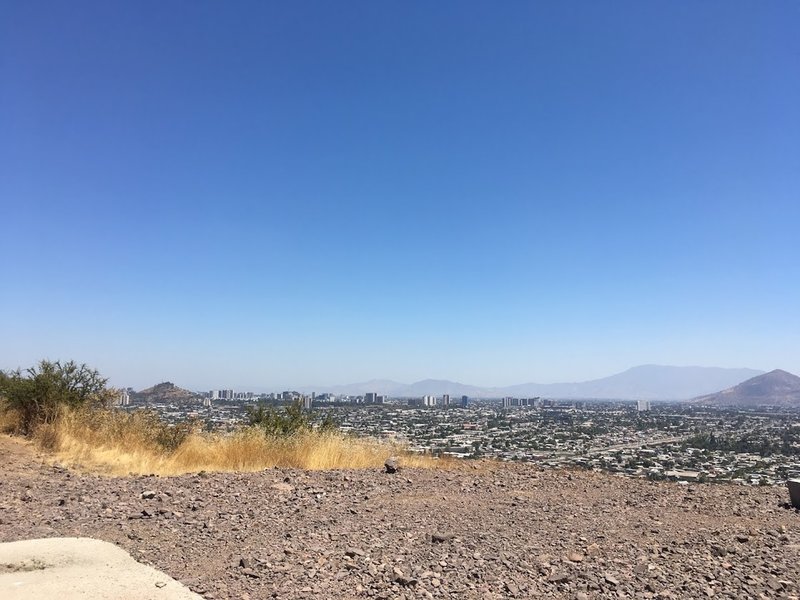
[693,369,800,407]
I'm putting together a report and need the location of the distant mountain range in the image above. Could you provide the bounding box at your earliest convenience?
[303,365,764,401]
[692,369,800,407]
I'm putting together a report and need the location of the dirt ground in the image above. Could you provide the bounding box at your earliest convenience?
[2,434,800,599]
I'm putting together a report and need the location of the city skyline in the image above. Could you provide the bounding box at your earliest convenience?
[2,2,799,388]
[112,364,769,402]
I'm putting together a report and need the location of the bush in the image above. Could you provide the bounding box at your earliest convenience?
[247,400,336,437]
[0,360,113,435]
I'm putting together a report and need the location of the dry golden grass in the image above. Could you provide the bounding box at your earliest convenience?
[0,406,21,434]
[30,408,445,476]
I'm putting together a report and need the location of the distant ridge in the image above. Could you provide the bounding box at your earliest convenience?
[303,365,764,401]
[132,381,199,404]
[692,369,800,407]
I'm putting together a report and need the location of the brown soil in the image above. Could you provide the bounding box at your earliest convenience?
[1,434,799,599]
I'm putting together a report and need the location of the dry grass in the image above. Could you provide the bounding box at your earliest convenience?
[29,408,445,476]
[0,406,21,434]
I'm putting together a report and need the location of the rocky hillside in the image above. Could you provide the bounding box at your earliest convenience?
[131,382,199,404]
[1,436,799,599]
[693,369,800,407]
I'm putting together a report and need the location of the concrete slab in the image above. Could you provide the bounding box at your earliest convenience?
[788,479,800,508]
[0,537,203,600]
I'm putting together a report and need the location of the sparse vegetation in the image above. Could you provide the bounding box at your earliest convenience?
[0,360,114,435]
[0,359,442,475]
[247,399,337,436]
[38,413,437,475]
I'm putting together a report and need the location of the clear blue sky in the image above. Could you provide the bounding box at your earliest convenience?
[2,1,799,390]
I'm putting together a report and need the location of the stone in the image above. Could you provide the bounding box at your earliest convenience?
[141,490,157,499]
[431,533,455,543]
[394,575,418,587]
[767,577,783,591]
[384,458,399,474]
[567,552,584,562]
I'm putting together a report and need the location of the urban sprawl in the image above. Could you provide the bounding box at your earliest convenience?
[118,388,800,487]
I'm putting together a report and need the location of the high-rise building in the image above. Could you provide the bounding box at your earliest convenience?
[461,395,469,408]
[303,396,313,410]
[117,389,130,406]
[441,394,450,406]
[637,399,651,412]
[365,392,378,404]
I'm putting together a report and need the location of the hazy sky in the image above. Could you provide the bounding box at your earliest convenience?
[2,1,799,391]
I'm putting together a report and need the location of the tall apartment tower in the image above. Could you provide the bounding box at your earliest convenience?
[461,395,469,408]
[637,399,651,412]
[441,394,450,406]
[303,396,313,410]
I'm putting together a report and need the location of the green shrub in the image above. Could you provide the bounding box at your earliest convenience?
[247,400,336,437]
[0,360,112,436]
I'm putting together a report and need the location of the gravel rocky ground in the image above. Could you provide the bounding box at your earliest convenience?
[2,436,800,599]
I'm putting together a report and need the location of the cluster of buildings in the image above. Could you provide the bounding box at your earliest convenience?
[409,394,448,407]
[501,396,541,408]
[314,401,800,486]
[116,383,800,486]
[117,389,131,406]
[209,389,255,401]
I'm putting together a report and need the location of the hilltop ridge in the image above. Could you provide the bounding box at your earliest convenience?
[131,382,199,404]
[693,369,800,407]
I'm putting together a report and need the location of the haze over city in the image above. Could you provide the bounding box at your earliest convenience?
[2,2,799,390]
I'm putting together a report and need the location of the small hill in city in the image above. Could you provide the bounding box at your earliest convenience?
[131,381,199,404]
[692,369,800,407]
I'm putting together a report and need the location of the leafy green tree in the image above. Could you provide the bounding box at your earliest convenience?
[0,360,112,435]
